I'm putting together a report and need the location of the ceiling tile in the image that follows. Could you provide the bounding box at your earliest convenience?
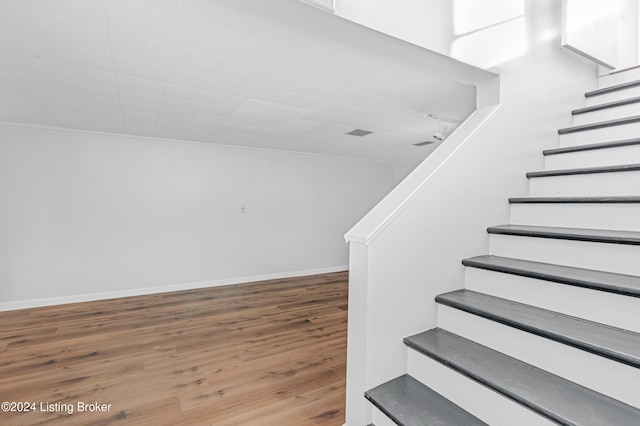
[104,0,180,44]
[127,0,183,15]
[158,103,199,119]
[0,0,25,7]
[69,80,120,99]
[113,55,168,83]
[118,89,162,107]
[0,2,41,39]
[109,30,172,65]
[0,84,33,97]
[116,74,166,96]
[76,94,121,110]
[169,47,234,77]
[0,31,53,59]
[253,86,298,106]
[180,0,233,28]
[23,0,107,28]
[31,11,110,52]
[193,112,230,125]
[173,17,237,57]
[164,83,246,108]
[48,42,114,72]
[0,53,64,79]
[60,63,117,88]
[121,100,161,115]
[29,88,81,108]
[0,66,21,86]
[166,67,257,97]
[12,71,71,92]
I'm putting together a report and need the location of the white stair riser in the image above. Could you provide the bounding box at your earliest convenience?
[465,267,640,333]
[406,349,555,426]
[489,234,640,276]
[598,69,640,88]
[510,203,640,233]
[573,103,640,126]
[370,405,396,426]
[544,145,640,169]
[437,306,640,409]
[559,122,640,147]
[529,171,640,197]
[585,86,640,107]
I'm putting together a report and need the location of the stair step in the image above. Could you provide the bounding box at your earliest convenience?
[598,67,640,88]
[365,374,488,426]
[527,163,640,178]
[435,289,640,368]
[487,224,640,246]
[585,85,640,107]
[464,265,640,334]
[558,120,640,146]
[462,255,640,298]
[510,201,640,233]
[437,303,640,408]
[544,139,640,170]
[558,115,640,135]
[585,79,640,98]
[509,196,640,204]
[572,95,640,115]
[489,225,640,276]
[571,97,640,126]
[525,165,640,197]
[544,137,640,156]
[404,328,640,426]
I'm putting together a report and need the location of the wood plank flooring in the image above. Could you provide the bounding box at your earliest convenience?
[0,272,348,425]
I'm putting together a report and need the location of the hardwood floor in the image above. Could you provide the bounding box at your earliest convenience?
[0,272,348,426]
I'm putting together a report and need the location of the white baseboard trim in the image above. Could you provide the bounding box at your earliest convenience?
[0,265,349,312]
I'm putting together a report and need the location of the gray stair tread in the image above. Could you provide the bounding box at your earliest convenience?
[436,289,640,367]
[543,137,640,155]
[558,115,640,135]
[487,224,640,245]
[526,163,640,178]
[462,255,640,297]
[404,329,640,426]
[365,374,488,426]
[508,196,640,204]
[572,95,640,115]
[585,79,640,98]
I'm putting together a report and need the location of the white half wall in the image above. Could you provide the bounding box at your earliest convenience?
[0,123,397,310]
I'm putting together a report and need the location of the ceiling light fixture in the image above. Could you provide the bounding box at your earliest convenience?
[433,121,447,141]
[425,113,463,141]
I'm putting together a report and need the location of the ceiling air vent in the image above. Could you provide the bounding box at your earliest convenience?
[413,141,435,146]
[346,129,373,137]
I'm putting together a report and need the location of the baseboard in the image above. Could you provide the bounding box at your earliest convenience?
[0,265,349,312]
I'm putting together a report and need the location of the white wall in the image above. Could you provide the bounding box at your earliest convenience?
[0,123,397,310]
[342,1,599,424]
[335,0,454,54]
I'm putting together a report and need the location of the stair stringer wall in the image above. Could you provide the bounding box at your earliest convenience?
[343,3,599,425]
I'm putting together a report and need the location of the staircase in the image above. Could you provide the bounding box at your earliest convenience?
[364,72,640,425]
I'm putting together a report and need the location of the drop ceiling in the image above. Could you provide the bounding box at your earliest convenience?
[0,0,494,162]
